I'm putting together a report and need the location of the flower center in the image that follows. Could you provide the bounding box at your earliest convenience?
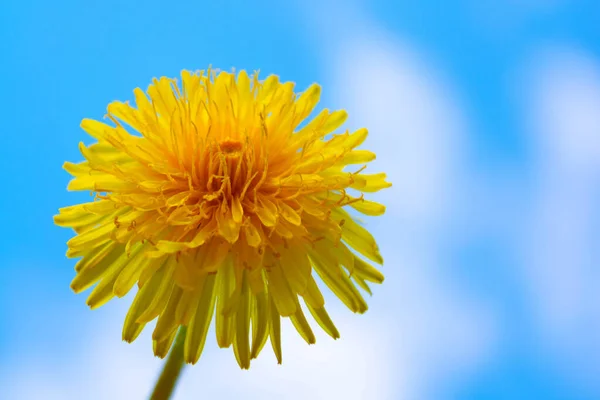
[219,139,243,154]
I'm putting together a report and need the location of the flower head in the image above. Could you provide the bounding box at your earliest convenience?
[54,69,391,368]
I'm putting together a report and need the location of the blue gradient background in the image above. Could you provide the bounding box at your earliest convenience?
[1,1,599,399]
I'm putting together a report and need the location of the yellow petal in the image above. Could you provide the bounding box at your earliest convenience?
[321,110,348,135]
[86,244,144,309]
[54,208,107,229]
[66,222,115,252]
[328,242,355,276]
[296,109,347,143]
[70,246,123,293]
[278,202,302,226]
[247,263,266,294]
[306,304,340,339]
[113,249,153,297]
[353,256,385,283]
[58,200,119,216]
[133,87,157,127]
[250,290,269,359]
[73,241,118,273]
[199,237,230,272]
[156,218,217,254]
[215,256,236,348]
[173,253,201,290]
[289,299,316,345]
[80,118,124,143]
[342,127,368,150]
[349,199,386,216]
[301,275,325,309]
[279,174,323,188]
[233,270,251,369]
[339,150,376,166]
[243,219,263,248]
[153,328,178,359]
[331,209,384,264]
[63,161,90,176]
[136,259,176,323]
[351,173,392,193]
[166,192,191,207]
[147,77,178,122]
[268,294,282,364]
[279,245,311,294]
[107,101,146,135]
[274,220,294,239]
[231,196,244,224]
[70,176,138,193]
[175,279,205,326]
[153,286,184,342]
[122,257,171,341]
[216,205,241,243]
[266,261,297,317]
[293,84,321,124]
[353,275,373,295]
[311,257,368,314]
[184,273,217,364]
[256,75,280,105]
[255,197,277,227]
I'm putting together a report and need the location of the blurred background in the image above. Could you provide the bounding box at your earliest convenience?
[1,0,599,399]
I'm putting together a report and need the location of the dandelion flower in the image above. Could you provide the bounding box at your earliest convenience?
[54,69,391,369]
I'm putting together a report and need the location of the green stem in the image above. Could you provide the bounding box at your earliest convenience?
[150,327,187,400]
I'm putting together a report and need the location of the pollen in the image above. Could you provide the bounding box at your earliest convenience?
[54,68,391,369]
[219,139,243,154]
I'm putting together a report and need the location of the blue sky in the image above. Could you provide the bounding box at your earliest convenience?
[1,0,600,399]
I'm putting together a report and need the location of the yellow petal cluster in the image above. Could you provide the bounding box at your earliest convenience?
[54,69,390,368]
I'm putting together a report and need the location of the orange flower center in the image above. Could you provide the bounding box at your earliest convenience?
[219,139,243,154]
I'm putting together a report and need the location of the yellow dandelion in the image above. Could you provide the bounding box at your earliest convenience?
[54,69,391,371]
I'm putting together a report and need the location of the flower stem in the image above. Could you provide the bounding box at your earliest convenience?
[150,327,187,400]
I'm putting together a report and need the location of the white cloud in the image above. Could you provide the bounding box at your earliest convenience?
[522,47,600,393]
[177,313,393,400]
[374,241,496,400]
[2,300,163,400]
[328,34,467,229]
[307,8,497,399]
[3,302,394,400]
[528,48,600,173]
